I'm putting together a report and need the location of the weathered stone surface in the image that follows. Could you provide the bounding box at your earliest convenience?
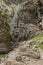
[0,19,13,53]
[8,40,40,59]
[11,0,42,42]
[0,0,43,54]
[0,0,15,53]
[12,24,38,42]
[40,0,43,5]
[2,40,40,65]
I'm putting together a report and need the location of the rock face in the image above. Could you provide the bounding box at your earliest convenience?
[0,0,14,53]
[8,40,40,59]
[11,0,43,42]
[12,24,38,42]
[1,40,40,65]
[40,0,43,5]
[3,0,43,6]
[0,0,43,53]
[0,37,43,65]
[0,19,13,53]
[4,0,38,6]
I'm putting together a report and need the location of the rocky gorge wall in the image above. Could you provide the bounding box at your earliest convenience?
[10,0,43,43]
[0,0,43,53]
